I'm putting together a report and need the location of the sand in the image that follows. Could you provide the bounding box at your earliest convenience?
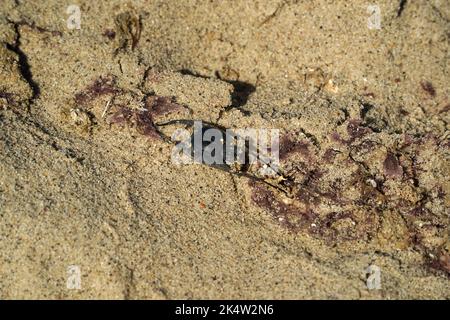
[0,0,448,299]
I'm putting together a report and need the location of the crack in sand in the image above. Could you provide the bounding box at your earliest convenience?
[397,0,408,17]
[5,19,41,109]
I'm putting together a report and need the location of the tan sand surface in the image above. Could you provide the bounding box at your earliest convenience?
[0,0,448,299]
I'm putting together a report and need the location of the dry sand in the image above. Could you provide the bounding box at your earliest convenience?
[0,0,449,299]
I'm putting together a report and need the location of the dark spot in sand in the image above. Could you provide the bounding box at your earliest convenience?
[108,95,183,140]
[250,181,317,231]
[439,104,450,114]
[0,91,15,105]
[347,119,371,142]
[14,19,62,37]
[322,148,339,163]
[436,186,445,200]
[330,132,343,143]
[114,12,142,53]
[279,134,310,160]
[420,81,436,97]
[108,105,160,139]
[108,106,133,125]
[102,29,116,40]
[146,96,184,118]
[322,211,352,228]
[407,204,428,216]
[435,253,450,274]
[135,109,160,139]
[383,152,403,178]
[331,120,372,145]
[363,92,376,99]
[75,75,119,105]
[401,134,414,147]
[351,140,377,157]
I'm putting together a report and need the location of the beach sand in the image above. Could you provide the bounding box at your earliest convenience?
[0,0,448,299]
